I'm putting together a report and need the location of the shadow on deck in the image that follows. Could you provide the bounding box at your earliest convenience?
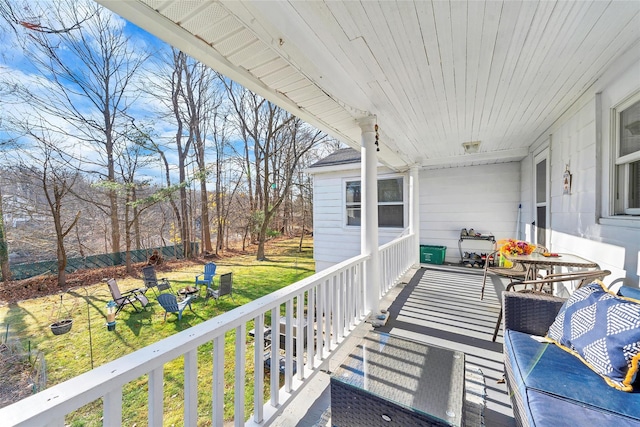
[269,264,516,427]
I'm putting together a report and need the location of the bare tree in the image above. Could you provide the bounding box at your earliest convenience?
[9,0,148,260]
[225,79,325,259]
[0,185,10,281]
[183,61,221,255]
[11,125,81,287]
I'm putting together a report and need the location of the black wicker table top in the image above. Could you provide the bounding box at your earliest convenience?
[331,331,465,426]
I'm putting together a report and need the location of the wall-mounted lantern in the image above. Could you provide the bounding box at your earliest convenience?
[563,165,572,195]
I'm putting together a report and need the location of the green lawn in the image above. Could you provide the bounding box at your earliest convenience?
[0,237,315,426]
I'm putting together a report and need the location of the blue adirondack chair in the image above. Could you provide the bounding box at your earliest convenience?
[157,293,193,322]
[195,262,216,295]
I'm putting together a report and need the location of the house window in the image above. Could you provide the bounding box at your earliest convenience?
[345,177,404,227]
[614,94,640,215]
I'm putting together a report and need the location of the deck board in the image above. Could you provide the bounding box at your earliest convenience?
[376,265,515,426]
[270,264,516,427]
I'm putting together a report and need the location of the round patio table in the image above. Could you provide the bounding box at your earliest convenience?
[505,252,599,280]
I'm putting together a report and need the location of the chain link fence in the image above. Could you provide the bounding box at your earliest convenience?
[0,326,46,408]
[7,243,199,281]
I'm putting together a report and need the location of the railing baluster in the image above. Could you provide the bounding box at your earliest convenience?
[103,388,122,426]
[331,276,337,347]
[213,336,224,427]
[270,307,280,407]
[323,279,331,353]
[284,299,293,392]
[184,349,198,425]
[234,324,246,427]
[315,284,324,361]
[148,367,163,427]
[336,271,345,339]
[253,314,264,423]
[296,293,304,380]
[307,287,316,369]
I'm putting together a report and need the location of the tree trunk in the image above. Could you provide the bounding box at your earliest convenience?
[200,178,212,253]
[0,188,11,282]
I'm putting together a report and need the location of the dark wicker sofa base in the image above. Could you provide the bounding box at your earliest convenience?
[330,380,454,427]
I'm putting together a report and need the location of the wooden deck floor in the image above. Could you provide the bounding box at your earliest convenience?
[270,264,516,427]
[376,265,515,427]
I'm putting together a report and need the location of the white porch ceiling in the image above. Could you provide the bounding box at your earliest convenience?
[98,0,640,171]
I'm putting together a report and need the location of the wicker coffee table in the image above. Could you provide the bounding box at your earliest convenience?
[331,332,465,427]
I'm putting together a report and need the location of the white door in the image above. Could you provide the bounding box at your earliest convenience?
[534,151,549,248]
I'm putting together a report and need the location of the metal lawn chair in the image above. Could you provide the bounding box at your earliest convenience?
[206,272,234,304]
[106,278,149,315]
[142,265,172,296]
[157,293,193,322]
[492,269,611,341]
[481,240,549,299]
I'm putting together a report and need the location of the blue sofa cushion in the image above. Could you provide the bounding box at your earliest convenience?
[504,330,640,425]
[619,286,640,300]
[546,280,640,391]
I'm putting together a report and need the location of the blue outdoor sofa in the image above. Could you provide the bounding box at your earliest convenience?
[502,285,640,427]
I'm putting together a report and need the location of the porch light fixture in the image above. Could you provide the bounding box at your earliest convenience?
[462,141,481,154]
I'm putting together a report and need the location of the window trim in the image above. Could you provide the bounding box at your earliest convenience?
[343,175,406,229]
[611,90,640,216]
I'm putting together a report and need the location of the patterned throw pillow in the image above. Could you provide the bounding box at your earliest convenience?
[546,280,640,391]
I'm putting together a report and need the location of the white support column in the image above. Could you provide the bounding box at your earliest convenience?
[359,116,379,315]
[410,165,420,266]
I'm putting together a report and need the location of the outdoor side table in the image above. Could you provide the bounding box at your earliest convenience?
[330,331,465,427]
[178,286,199,300]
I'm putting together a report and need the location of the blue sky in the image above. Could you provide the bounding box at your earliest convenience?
[0,0,231,186]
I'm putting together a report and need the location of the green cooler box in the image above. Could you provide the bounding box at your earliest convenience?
[420,245,446,265]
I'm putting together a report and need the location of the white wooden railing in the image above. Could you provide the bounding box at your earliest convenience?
[0,235,416,427]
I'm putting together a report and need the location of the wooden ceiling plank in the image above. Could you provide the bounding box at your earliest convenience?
[464,0,486,148]
[491,1,557,139]
[414,1,450,144]
[399,4,446,145]
[497,1,606,148]
[449,0,469,152]
[482,0,538,132]
[496,1,577,149]
[471,1,503,145]
[523,4,640,145]
[431,1,458,139]
[362,1,421,135]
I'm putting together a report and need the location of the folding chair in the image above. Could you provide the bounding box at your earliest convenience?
[142,265,172,296]
[106,278,149,315]
[206,272,234,303]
